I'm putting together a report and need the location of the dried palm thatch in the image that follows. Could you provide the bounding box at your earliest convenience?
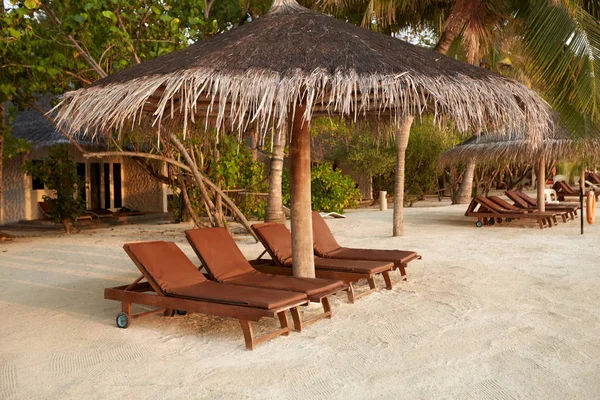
[54,0,553,142]
[439,130,600,167]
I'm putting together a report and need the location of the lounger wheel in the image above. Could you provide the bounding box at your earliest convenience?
[476,221,483,227]
[496,218,503,224]
[116,312,130,329]
[176,310,187,316]
[488,218,495,225]
[505,217,512,222]
[164,309,176,317]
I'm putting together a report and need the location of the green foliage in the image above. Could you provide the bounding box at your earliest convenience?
[282,163,361,213]
[0,0,249,104]
[2,132,31,161]
[22,145,85,227]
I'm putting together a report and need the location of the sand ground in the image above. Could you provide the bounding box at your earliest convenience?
[0,202,599,399]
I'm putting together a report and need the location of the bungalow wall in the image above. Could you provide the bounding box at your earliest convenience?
[1,147,168,224]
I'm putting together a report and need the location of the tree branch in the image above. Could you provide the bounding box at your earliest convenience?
[40,4,108,78]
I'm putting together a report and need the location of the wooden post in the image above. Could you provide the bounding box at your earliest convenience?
[289,104,315,278]
[537,154,545,212]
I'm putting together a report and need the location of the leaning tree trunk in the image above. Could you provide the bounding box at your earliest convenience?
[265,129,286,223]
[393,116,414,237]
[454,159,476,204]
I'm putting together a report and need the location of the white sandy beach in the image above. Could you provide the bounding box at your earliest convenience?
[1,203,599,399]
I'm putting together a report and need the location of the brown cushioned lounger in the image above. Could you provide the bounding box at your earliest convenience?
[311,211,420,279]
[506,190,579,220]
[104,241,308,350]
[251,222,394,303]
[465,196,553,229]
[185,227,347,330]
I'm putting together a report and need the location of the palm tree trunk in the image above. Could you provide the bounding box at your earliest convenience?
[290,104,315,278]
[537,155,546,212]
[454,159,476,204]
[265,130,286,223]
[393,116,414,237]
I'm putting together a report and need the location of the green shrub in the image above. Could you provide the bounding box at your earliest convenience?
[282,163,361,213]
[23,144,85,232]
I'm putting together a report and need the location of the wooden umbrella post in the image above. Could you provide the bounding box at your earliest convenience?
[289,104,316,278]
[537,154,546,213]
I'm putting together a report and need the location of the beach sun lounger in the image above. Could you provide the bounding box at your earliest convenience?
[552,181,598,201]
[487,195,565,224]
[465,196,554,229]
[250,222,395,303]
[105,241,309,350]
[505,190,578,220]
[311,211,421,279]
[184,227,348,331]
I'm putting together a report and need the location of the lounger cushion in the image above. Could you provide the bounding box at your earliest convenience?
[252,222,293,265]
[227,270,344,296]
[171,280,307,310]
[314,257,393,274]
[125,241,207,292]
[311,211,342,255]
[185,228,254,281]
[324,248,418,268]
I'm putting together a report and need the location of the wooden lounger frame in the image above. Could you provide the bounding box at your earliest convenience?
[487,195,565,224]
[465,196,554,229]
[251,254,391,304]
[106,246,309,350]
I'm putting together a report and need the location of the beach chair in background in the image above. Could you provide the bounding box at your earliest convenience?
[311,211,420,280]
[250,222,395,303]
[185,227,348,331]
[105,241,308,350]
[586,171,600,185]
[505,190,578,220]
[38,201,95,221]
[552,181,598,201]
[465,196,554,229]
[487,195,565,223]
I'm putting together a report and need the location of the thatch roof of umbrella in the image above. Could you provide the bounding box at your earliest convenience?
[55,0,553,141]
[439,130,600,167]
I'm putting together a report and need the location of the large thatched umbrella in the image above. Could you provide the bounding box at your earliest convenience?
[439,132,600,211]
[55,0,553,278]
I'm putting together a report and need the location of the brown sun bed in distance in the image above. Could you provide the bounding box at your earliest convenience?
[465,196,553,229]
[586,171,600,185]
[505,190,578,220]
[552,181,599,201]
[105,241,309,350]
[311,211,421,280]
[185,227,348,331]
[250,222,394,303]
[487,195,564,224]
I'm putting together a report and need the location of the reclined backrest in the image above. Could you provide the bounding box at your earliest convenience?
[251,222,293,266]
[505,190,530,208]
[311,211,342,255]
[185,227,254,282]
[515,191,537,207]
[124,241,207,294]
[488,196,516,210]
[475,196,501,212]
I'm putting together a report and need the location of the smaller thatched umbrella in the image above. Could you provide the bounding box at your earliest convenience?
[439,131,600,211]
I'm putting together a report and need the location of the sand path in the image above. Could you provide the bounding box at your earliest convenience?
[0,204,599,399]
